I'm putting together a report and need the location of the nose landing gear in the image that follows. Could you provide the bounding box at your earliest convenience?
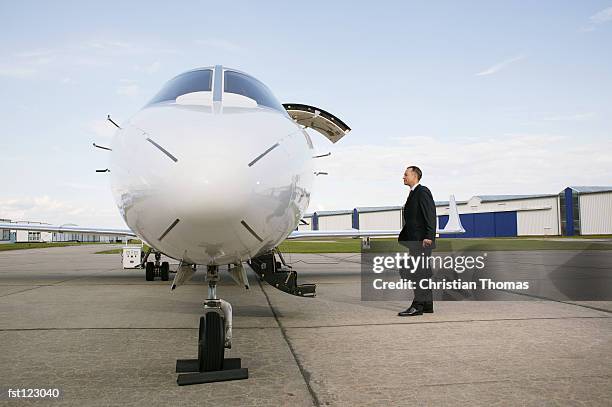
[176,265,249,386]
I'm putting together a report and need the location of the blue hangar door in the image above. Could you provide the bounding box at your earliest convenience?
[493,211,517,237]
[438,211,517,238]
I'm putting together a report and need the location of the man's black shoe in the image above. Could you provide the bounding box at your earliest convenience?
[423,303,434,313]
[398,307,423,317]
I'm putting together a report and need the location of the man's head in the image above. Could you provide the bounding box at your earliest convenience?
[403,166,422,187]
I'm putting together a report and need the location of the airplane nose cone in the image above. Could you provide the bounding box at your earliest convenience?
[173,150,253,222]
[138,110,263,223]
[116,104,306,264]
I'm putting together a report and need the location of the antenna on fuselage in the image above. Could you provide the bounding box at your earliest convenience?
[93,142,112,151]
[107,114,121,129]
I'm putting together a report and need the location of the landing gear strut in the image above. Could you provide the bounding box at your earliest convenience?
[144,251,169,281]
[176,265,249,386]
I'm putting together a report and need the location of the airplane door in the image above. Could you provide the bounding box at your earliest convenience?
[283,104,351,143]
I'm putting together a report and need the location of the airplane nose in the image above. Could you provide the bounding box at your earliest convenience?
[172,150,252,222]
[130,105,292,236]
[115,104,309,264]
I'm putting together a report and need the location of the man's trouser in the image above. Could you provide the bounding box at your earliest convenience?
[399,241,433,305]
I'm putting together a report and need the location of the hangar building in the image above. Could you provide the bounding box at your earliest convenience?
[0,220,127,244]
[299,186,612,237]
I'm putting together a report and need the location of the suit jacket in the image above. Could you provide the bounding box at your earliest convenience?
[398,184,436,244]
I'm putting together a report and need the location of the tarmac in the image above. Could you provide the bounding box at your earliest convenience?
[0,245,611,406]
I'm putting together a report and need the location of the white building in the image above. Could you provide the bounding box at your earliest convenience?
[357,206,403,230]
[561,186,612,236]
[0,218,12,243]
[314,210,353,230]
[1,220,127,243]
[15,230,53,243]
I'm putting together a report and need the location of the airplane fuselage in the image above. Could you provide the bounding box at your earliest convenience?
[110,67,314,265]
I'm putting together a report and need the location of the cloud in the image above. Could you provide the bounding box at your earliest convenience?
[16,49,57,58]
[57,182,106,191]
[89,119,117,140]
[475,55,525,77]
[0,47,61,78]
[590,6,612,24]
[0,195,124,227]
[581,6,612,32]
[0,50,56,78]
[81,40,177,55]
[116,84,140,96]
[134,61,161,74]
[0,66,37,78]
[1,196,84,221]
[0,40,175,80]
[116,79,140,97]
[308,132,612,211]
[86,40,132,51]
[542,112,596,121]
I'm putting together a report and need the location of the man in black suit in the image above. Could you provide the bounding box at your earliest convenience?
[397,166,436,316]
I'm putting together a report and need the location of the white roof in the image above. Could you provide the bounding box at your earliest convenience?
[569,186,612,194]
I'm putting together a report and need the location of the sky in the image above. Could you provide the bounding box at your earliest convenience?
[1,1,611,228]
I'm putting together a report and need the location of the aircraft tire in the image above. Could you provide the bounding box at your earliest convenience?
[145,262,155,281]
[198,313,225,372]
[161,262,169,281]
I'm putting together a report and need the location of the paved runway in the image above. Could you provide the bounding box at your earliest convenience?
[1,245,611,406]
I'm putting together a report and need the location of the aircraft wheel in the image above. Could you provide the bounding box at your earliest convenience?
[145,262,155,281]
[161,262,169,281]
[198,312,225,372]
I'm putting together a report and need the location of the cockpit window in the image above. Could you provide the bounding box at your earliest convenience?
[224,71,285,113]
[147,69,212,106]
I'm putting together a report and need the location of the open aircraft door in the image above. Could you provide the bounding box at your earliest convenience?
[283,103,351,143]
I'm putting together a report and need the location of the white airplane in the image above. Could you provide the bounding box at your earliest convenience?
[0,66,464,384]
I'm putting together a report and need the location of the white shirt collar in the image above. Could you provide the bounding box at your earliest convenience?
[410,182,420,192]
